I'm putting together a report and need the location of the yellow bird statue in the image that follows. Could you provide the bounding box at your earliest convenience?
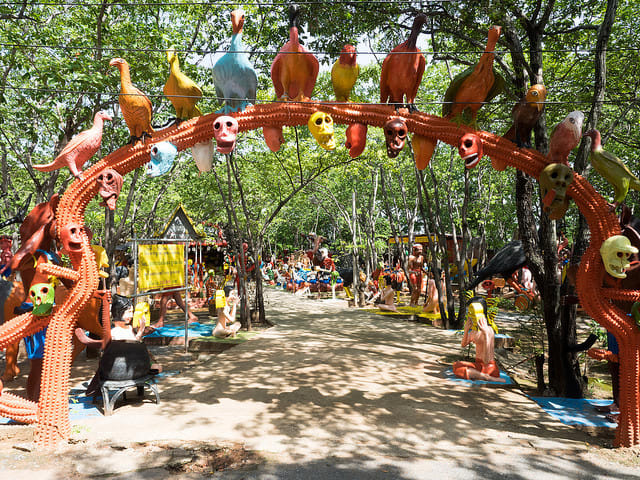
[163,47,203,122]
[331,44,359,102]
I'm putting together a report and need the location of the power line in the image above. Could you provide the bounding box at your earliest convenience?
[2,42,637,57]
[0,0,447,6]
[2,84,636,107]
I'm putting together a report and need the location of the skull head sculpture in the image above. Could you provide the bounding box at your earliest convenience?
[29,281,55,316]
[308,111,336,150]
[600,235,638,279]
[213,116,239,154]
[539,163,574,219]
[97,168,123,210]
[148,142,178,177]
[384,118,407,158]
[458,133,483,169]
[60,222,85,254]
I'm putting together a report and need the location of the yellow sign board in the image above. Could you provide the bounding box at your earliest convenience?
[388,235,436,244]
[138,244,185,292]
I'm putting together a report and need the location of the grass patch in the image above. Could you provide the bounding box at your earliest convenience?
[194,331,260,344]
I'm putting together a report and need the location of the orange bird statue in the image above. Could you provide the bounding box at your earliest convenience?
[380,13,427,112]
[443,25,504,127]
[33,111,111,179]
[109,57,154,144]
[271,6,319,102]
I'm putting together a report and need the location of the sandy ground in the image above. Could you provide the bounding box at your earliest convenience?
[0,287,639,479]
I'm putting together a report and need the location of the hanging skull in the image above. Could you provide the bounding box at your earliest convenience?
[213,116,239,154]
[600,235,638,279]
[539,163,574,219]
[384,118,407,158]
[29,281,55,316]
[458,133,483,169]
[308,111,336,150]
[60,222,85,254]
[148,142,178,177]
[96,168,123,210]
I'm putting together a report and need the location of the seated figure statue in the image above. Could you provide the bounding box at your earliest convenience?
[213,286,241,338]
[377,275,397,312]
[453,296,505,382]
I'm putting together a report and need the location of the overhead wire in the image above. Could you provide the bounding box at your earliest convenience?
[0,0,448,6]
[2,84,635,107]
[1,43,638,56]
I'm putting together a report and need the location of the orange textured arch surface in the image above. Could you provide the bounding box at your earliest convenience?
[0,102,637,448]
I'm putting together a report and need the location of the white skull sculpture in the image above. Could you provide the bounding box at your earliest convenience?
[600,235,638,279]
[539,163,574,219]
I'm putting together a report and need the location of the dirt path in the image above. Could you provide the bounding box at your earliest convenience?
[0,288,638,479]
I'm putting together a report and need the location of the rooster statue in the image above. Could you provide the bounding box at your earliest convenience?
[443,25,504,127]
[212,9,258,113]
[163,47,203,122]
[33,111,111,178]
[380,13,427,112]
[271,5,319,102]
[110,58,154,144]
[331,44,359,103]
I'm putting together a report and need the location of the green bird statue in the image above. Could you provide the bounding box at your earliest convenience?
[585,129,640,207]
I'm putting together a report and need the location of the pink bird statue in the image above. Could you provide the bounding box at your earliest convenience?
[33,111,112,178]
[548,111,584,165]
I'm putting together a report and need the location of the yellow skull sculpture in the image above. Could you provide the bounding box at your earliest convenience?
[308,111,335,150]
[600,235,638,279]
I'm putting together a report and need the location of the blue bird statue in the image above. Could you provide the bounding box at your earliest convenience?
[212,9,258,113]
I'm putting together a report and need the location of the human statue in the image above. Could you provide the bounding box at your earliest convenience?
[408,243,425,307]
[213,286,241,338]
[453,296,505,382]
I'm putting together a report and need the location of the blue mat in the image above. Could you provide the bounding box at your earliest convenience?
[529,397,617,428]
[444,367,514,385]
[0,391,102,424]
[144,321,213,338]
[0,371,180,424]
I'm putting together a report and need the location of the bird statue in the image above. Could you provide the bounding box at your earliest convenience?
[163,47,203,122]
[331,44,359,102]
[467,240,527,291]
[271,6,319,102]
[503,84,547,148]
[379,13,426,112]
[33,111,111,178]
[585,129,640,207]
[212,10,258,113]
[443,25,505,127]
[109,57,154,144]
[548,110,584,165]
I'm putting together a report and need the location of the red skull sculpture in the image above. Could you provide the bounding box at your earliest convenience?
[383,118,407,158]
[96,168,123,211]
[60,222,85,254]
[213,116,239,154]
[458,133,483,169]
